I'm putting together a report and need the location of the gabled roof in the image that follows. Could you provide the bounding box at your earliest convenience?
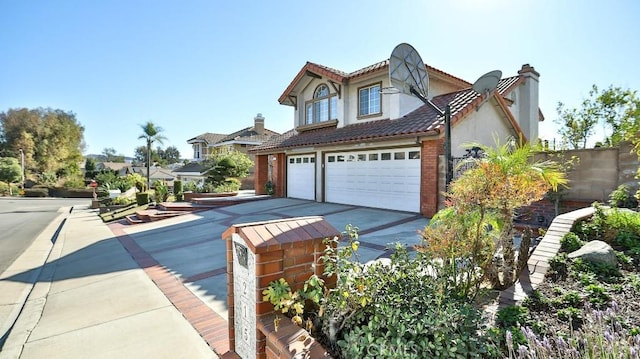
[187,133,227,144]
[278,60,471,106]
[217,126,280,144]
[188,127,280,148]
[173,162,211,175]
[129,166,176,179]
[253,76,525,153]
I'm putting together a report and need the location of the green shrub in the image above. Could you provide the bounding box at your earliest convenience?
[560,232,584,252]
[214,178,241,193]
[0,182,20,196]
[153,180,169,202]
[548,253,569,278]
[521,289,550,311]
[265,180,275,195]
[609,184,638,209]
[24,188,48,197]
[63,176,85,189]
[557,306,582,322]
[113,196,134,205]
[571,257,621,282]
[584,284,610,306]
[561,290,582,307]
[173,180,183,195]
[136,192,150,206]
[319,226,495,358]
[496,305,529,329]
[183,181,199,193]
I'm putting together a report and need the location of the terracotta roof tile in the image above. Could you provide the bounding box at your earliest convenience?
[261,71,531,153]
[218,126,280,143]
[187,133,227,144]
[254,87,504,153]
[497,76,522,96]
[279,59,472,104]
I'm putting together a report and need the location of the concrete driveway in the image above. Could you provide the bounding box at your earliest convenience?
[0,197,428,358]
[124,198,427,317]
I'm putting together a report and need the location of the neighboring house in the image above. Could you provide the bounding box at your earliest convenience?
[250,59,543,217]
[129,166,176,188]
[178,114,280,189]
[172,161,211,187]
[187,113,280,161]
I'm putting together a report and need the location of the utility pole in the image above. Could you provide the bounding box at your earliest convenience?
[19,149,24,189]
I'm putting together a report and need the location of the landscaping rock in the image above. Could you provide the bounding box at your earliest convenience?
[567,240,617,266]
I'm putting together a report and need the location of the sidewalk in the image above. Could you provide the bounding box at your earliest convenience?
[0,206,219,359]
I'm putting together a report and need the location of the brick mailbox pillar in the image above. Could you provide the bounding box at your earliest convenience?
[222,216,340,359]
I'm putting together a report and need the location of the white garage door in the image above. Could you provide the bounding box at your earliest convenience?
[325,148,421,212]
[287,154,316,200]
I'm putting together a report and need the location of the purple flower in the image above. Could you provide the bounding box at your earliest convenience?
[517,344,529,359]
[604,329,614,343]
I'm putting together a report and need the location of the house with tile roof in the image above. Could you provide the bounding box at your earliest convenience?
[250,58,543,217]
[177,114,280,188]
[186,113,279,161]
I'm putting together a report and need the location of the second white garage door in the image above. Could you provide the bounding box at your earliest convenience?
[325,148,421,212]
[287,155,316,200]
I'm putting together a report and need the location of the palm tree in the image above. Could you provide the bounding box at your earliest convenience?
[474,139,568,288]
[138,121,167,191]
[443,139,568,289]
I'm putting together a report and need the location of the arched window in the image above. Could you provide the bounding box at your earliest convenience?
[305,84,338,124]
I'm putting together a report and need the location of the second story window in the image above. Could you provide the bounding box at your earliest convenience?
[358,83,381,117]
[194,144,201,159]
[306,84,337,125]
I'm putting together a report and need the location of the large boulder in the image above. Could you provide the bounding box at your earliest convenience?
[568,240,617,267]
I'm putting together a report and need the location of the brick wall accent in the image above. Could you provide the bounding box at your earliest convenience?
[421,139,443,217]
[273,153,286,198]
[254,154,269,195]
[222,217,340,358]
[516,198,595,228]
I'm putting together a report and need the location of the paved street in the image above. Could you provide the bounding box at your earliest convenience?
[0,198,88,274]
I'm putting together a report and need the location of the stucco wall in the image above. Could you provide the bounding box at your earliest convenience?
[452,98,515,157]
[536,142,638,202]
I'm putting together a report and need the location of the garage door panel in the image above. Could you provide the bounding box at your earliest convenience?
[325,148,420,212]
[287,155,315,200]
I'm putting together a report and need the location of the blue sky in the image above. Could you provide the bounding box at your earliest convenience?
[1,1,639,159]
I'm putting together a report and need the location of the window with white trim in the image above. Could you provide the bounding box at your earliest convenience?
[358,83,381,117]
[305,84,338,124]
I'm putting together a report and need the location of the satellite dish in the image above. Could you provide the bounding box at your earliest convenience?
[472,70,502,95]
[389,43,429,100]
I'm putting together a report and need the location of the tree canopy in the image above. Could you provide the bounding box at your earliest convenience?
[0,108,85,183]
[0,157,22,187]
[102,147,125,162]
[133,145,181,167]
[555,85,640,149]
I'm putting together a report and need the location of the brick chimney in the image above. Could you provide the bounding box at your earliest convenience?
[517,64,540,142]
[254,113,265,135]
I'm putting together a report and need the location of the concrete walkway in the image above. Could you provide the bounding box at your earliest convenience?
[0,198,428,358]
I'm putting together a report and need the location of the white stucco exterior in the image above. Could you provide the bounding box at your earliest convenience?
[452,97,517,157]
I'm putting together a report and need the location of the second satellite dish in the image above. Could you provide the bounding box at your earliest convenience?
[389,43,429,100]
[472,70,502,95]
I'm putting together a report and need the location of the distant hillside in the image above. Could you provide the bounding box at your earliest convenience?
[85,154,135,163]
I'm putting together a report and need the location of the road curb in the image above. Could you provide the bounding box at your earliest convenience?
[0,207,73,353]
